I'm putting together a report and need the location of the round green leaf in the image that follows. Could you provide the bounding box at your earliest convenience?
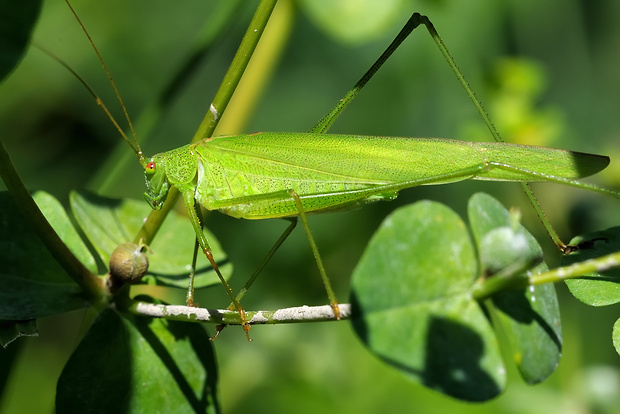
[351,200,505,402]
[489,284,561,383]
[70,189,231,289]
[56,307,219,413]
[0,0,41,81]
[33,191,97,273]
[468,192,543,273]
[0,192,88,320]
[299,0,411,45]
[468,193,561,385]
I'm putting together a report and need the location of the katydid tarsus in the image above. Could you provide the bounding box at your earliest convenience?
[64,2,619,340]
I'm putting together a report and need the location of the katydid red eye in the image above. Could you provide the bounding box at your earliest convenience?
[145,161,156,174]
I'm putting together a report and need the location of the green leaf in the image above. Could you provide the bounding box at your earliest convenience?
[298,0,410,45]
[0,192,89,320]
[33,191,98,274]
[0,274,87,320]
[70,189,231,289]
[468,193,561,385]
[56,307,220,413]
[562,227,620,306]
[351,200,505,402]
[0,319,37,348]
[0,0,41,81]
[468,193,543,275]
[489,285,561,383]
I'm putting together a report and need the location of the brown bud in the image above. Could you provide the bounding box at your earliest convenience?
[109,242,149,284]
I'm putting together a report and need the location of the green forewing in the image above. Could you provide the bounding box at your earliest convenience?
[202,133,607,182]
[190,133,608,219]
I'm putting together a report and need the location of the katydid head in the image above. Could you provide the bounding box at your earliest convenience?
[143,154,170,210]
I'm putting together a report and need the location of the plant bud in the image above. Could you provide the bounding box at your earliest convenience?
[109,242,149,283]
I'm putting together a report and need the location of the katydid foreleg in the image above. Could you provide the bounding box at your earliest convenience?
[187,236,201,306]
[181,188,252,339]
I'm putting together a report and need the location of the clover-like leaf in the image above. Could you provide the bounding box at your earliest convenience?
[351,200,505,402]
[70,189,231,289]
[468,193,561,385]
[56,307,219,413]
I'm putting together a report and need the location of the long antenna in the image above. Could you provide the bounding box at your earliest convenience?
[63,0,144,163]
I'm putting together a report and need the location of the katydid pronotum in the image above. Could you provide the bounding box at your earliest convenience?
[64,2,619,340]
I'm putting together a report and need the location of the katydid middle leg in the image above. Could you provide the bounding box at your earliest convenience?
[220,192,341,320]
[212,197,339,339]
[212,218,298,339]
[230,218,298,305]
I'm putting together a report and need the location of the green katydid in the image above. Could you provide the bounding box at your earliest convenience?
[65,3,618,339]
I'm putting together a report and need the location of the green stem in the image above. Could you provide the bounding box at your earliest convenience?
[133,186,180,246]
[192,0,277,142]
[472,250,620,300]
[529,251,620,285]
[0,138,109,306]
[134,0,277,245]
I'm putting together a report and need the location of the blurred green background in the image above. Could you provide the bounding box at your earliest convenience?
[1,0,620,412]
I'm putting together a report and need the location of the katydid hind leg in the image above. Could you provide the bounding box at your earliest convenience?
[306,9,581,251]
[181,190,252,340]
[309,13,425,134]
[418,14,596,250]
[487,163,620,252]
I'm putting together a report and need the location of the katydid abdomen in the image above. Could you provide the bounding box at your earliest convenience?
[145,132,609,220]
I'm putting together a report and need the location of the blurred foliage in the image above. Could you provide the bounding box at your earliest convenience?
[1,0,620,413]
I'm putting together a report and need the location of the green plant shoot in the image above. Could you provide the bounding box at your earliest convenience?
[66,3,618,340]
